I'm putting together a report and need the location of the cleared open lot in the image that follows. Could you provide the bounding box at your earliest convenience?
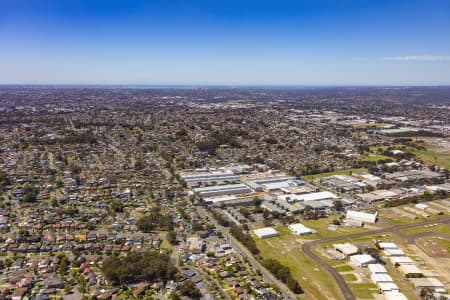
[301,216,374,238]
[416,236,450,258]
[301,168,368,181]
[254,227,345,300]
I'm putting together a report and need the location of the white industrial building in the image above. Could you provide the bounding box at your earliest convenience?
[253,227,279,239]
[229,164,252,174]
[383,248,405,256]
[356,189,398,203]
[384,291,408,300]
[398,264,423,277]
[346,210,377,224]
[378,283,400,293]
[203,195,255,206]
[367,263,403,296]
[371,273,394,283]
[333,242,359,257]
[278,191,338,203]
[194,184,252,198]
[357,173,382,182]
[350,254,376,267]
[410,278,444,289]
[243,176,300,192]
[415,203,429,210]
[389,256,415,265]
[261,180,301,192]
[180,170,240,186]
[368,263,387,274]
[288,223,313,235]
[378,242,399,249]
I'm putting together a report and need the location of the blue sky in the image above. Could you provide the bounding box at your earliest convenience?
[1,0,450,85]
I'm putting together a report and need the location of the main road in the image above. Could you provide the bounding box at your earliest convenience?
[302,216,450,300]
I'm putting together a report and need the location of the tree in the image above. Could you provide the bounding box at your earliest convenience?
[229,225,259,255]
[168,292,180,300]
[110,199,124,213]
[365,247,382,262]
[0,171,8,190]
[262,259,303,294]
[137,209,173,232]
[253,197,262,206]
[178,280,201,299]
[56,179,64,188]
[420,287,432,298]
[102,252,176,285]
[23,184,39,203]
[333,200,343,211]
[58,255,69,276]
[166,231,177,245]
[210,209,230,227]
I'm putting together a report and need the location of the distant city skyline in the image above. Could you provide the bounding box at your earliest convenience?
[1,0,450,85]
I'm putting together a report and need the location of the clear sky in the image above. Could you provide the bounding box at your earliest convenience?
[1,0,450,85]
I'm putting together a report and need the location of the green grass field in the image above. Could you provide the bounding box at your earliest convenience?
[347,283,378,299]
[400,223,450,236]
[335,265,354,272]
[326,231,405,248]
[273,226,321,240]
[342,274,357,282]
[409,144,450,169]
[377,214,422,225]
[377,207,426,225]
[255,228,345,300]
[415,236,450,257]
[360,153,392,162]
[370,144,403,150]
[301,216,371,238]
[370,142,450,169]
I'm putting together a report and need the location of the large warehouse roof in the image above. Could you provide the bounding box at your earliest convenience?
[278,191,338,203]
[346,210,377,223]
[384,291,408,300]
[194,183,248,192]
[253,227,279,239]
[288,223,313,235]
[378,242,398,249]
[368,263,387,274]
[350,254,376,266]
[389,256,414,265]
[371,273,393,283]
[333,242,359,256]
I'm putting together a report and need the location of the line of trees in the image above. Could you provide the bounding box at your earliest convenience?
[210,209,230,227]
[262,259,303,294]
[384,190,449,208]
[229,225,259,255]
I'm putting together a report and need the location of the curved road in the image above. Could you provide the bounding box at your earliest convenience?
[302,216,450,300]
